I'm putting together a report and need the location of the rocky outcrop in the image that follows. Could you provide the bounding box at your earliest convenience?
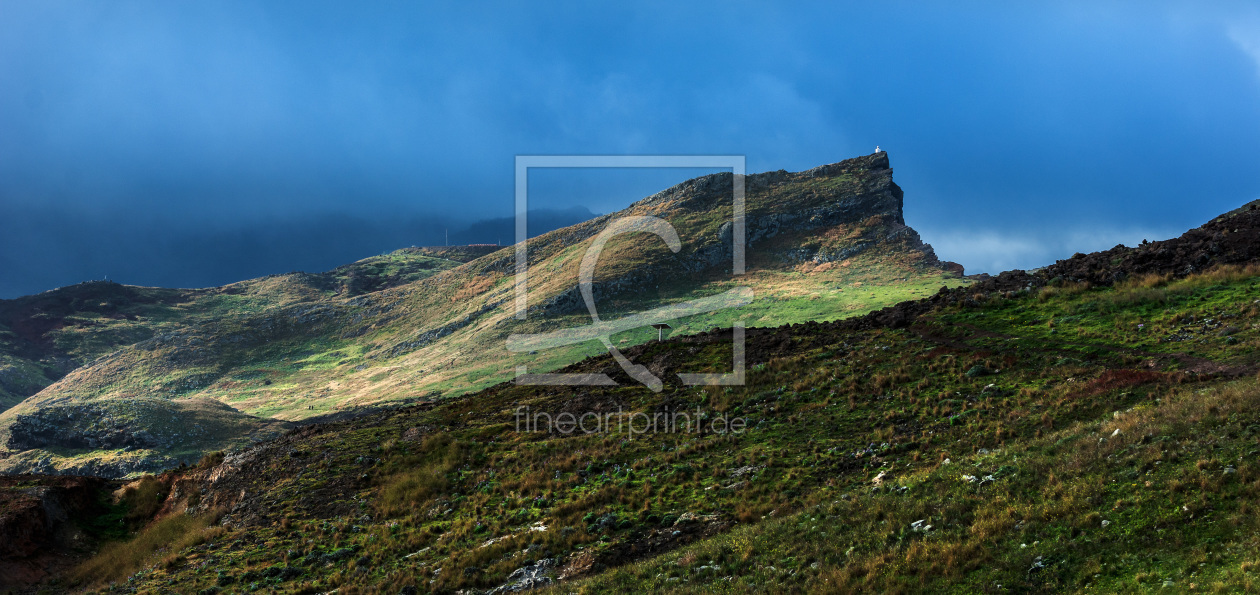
[0,450,192,478]
[1,398,287,478]
[0,475,106,589]
[832,199,1260,332]
[488,558,556,593]
[1041,205,1260,285]
[0,475,103,558]
[8,408,159,451]
[781,219,938,267]
[527,152,941,319]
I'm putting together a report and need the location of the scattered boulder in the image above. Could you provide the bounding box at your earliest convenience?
[487,558,555,593]
[673,512,719,525]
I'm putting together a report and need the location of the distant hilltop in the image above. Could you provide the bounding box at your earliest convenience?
[402,245,505,260]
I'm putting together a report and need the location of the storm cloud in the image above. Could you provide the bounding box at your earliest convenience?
[3,2,1260,297]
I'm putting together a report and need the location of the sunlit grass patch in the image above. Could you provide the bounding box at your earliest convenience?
[71,508,227,589]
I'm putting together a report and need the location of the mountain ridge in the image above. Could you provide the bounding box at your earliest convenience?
[0,152,963,477]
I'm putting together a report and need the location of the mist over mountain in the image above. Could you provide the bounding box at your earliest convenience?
[0,206,598,299]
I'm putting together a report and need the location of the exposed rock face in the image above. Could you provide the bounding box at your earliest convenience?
[7,408,160,451]
[0,476,101,558]
[634,151,910,242]
[634,151,905,224]
[528,152,940,319]
[488,558,556,593]
[0,450,190,479]
[2,399,284,478]
[0,475,105,589]
[748,152,908,233]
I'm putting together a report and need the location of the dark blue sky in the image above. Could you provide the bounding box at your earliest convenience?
[3,2,1260,297]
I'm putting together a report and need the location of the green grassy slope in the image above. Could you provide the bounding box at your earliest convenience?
[0,251,469,472]
[0,152,965,476]
[0,249,469,411]
[576,268,1260,594]
[50,258,1260,594]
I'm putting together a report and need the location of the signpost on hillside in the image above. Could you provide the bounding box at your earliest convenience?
[651,322,672,342]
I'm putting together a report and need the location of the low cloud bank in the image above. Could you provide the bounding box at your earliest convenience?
[923,226,1183,276]
[0,206,598,299]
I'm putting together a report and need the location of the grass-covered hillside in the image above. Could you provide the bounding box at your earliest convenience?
[0,152,964,476]
[36,203,1260,594]
[0,249,474,475]
[0,248,473,411]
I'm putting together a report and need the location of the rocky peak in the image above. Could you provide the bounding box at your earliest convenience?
[797,150,890,178]
[630,151,903,223]
[787,151,903,224]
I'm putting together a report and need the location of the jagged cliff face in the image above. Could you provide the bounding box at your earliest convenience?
[740,152,932,264]
[524,152,936,318]
[748,151,907,225]
[0,153,964,477]
[623,151,916,258]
